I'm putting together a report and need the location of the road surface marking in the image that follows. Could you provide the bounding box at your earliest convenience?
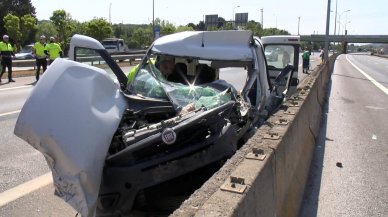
[0,172,52,207]
[365,105,385,110]
[0,110,21,117]
[346,55,388,95]
[372,134,377,140]
[0,85,32,92]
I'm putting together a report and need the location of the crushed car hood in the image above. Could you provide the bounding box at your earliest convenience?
[14,59,127,217]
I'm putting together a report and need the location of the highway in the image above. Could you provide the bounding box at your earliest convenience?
[300,54,388,217]
[0,57,321,216]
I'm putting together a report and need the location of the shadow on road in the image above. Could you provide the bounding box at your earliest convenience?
[298,58,336,217]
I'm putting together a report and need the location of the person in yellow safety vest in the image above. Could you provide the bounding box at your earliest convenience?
[0,35,16,83]
[44,36,63,65]
[32,35,47,81]
[127,57,174,85]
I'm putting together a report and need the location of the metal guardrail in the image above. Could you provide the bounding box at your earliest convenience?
[300,34,388,43]
[13,53,146,68]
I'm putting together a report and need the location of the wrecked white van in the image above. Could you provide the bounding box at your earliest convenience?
[15,31,299,217]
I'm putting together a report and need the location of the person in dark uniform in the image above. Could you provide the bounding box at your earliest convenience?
[0,35,16,83]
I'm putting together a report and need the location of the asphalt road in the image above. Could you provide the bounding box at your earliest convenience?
[0,59,322,216]
[300,54,388,217]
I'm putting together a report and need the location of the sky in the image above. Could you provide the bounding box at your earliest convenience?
[30,0,388,35]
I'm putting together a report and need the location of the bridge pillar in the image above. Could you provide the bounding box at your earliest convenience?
[342,42,348,54]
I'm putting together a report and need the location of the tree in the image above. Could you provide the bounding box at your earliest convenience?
[176,25,194,32]
[196,21,205,31]
[50,10,75,55]
[20,14,36,45]
[0,0,36,36]
[260,28,290,37]
[84,18,112,41]
[245,20,261,36]
[3,14,21,47]
[217,17,226,28]
[222,22,234,30]
[130,27,152,49]
[36,20,58,40]
[187,23,196,30]
[160,20,176,36]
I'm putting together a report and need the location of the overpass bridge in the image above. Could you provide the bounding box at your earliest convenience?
[300,35,388,43]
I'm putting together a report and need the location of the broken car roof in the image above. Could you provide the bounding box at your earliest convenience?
[152,30,254,61]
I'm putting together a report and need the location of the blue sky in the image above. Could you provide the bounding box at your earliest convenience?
[31,0,388,35]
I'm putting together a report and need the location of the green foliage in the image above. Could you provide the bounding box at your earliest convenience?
[50,10,76,55]
[217,17,226,28]
[176,25,194,32]
[3,13,21,44]
[220,22,234,30]
[196,21,205,31]
[245,20,262,35]
[36,20,58,40]
[260,28,290,37]
[50,10,68,39]
[20,14,36,45]
[206,26,218,31]
[84,18,112,41]
[160,20,176,36]
[0,0,36,36]
[187,23,196,30]
[130,27,152,49]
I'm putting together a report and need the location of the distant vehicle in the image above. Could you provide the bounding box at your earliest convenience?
[101,38,129,54]
[14,44,34,60]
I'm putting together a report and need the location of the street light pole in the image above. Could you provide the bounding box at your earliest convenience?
[338,10,350,35]
[333,0,338,36]
[109,3,112,24]
[233,6,240,24]
[344,13,349,35]
[152,0,155,41]
[260,8,263,28]
[298,16,300,35]
[324,0,331,61]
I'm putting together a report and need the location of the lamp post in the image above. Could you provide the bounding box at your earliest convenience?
[298,16,300,35]
[233,6,240,23]
[109,3,112,24]
[324,0,331,61]
[338,10,350,35]
[260,8,263,28]
[152,0,155,40]
[333,0,338,36]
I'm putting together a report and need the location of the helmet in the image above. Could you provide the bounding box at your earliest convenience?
[50,36,55,41]
[3,35,9,39]
[40,35,46,39]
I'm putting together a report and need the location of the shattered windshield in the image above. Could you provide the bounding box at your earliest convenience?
[129,54,233,111]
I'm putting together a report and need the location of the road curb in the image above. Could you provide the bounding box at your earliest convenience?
[171,55,338,217]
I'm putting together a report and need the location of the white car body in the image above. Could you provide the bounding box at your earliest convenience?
[15,31,298,217]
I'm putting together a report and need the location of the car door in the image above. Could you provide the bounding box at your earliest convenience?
[14,34,129,217]
[261,36,300,96]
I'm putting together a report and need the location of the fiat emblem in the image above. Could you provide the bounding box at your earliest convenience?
[162,128,176,145]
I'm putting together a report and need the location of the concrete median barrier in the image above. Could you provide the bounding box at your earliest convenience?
[172,55,338,217]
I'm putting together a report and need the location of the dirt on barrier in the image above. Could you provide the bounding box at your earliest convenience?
[171,56,338,217]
